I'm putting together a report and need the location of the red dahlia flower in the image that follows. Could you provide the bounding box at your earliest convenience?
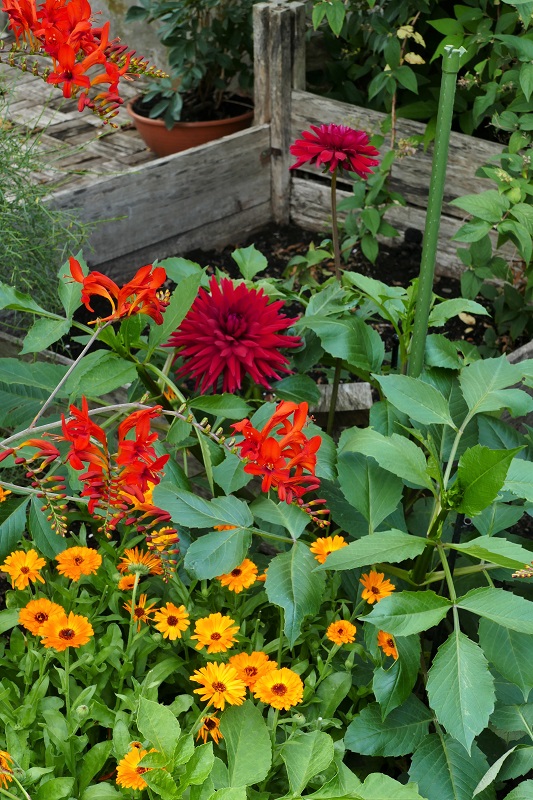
[290,124,380,178]
[165,277,301,394]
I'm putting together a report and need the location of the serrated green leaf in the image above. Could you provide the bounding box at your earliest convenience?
[280,731,334,794]
[212,453,251,496]
[251,496,309,539]
[409,734,493,800]
[337,452,403,532]
[450,190,510,222]
[219,701,271,787]
[449,536,533,571]
[271,375,320,405]
[355,773,427,800]
[373,634,421,718]
[504,458,533,502]
[374,374,455,427]
[318,529,426,571]
[428,299,489,327]
[65,352,137,399]
[364,591,451,636]
[153,486,253,529]
[457,587,533,634]
[504,781,533,800]
[345,695,432,756]
[148,270,203,348]
[459,357,526,416]
[184,528,252,580]
[455,445,522,516]
[0,496,29,561]
[143,769,181,799]
[190,395,252,420]
[231,245,268,280]
[298,316,384,374]
[479,620,533,701]
[0,282,58,317]
[21,317,71,355]
[137,698,181,759]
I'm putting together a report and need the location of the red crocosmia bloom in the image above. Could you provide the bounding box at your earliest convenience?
[290,124,380,178]
[47,43,105,98]
[69,258,168,324]
[165,276,300,394]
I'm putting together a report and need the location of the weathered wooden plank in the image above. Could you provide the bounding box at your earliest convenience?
[269,5,292,224]
[288,2,306,91]
[253,3,271,126]
[48,124,272,265]
[290,89,503,219]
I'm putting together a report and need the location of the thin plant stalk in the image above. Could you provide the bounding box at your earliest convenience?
[327,167,343,436]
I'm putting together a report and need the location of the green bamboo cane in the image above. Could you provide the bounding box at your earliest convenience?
[407,45,465,378]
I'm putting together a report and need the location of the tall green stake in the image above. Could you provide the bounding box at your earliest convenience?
[407,45,465,378]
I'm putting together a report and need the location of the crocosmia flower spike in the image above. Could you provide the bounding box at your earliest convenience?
[290,123,380,178]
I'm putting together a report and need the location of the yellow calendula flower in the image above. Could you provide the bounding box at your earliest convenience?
[217,559,258,593]
[0,487,12,503]
[254,667,304,711]
[118,574,137,591]
[40,610,94,651]
[0,750,13,790]
[360,571,396,604]
[118,547,163,576]
[191,612,239,653]
[56,546,102,582]
[229,651,277,689]
[310,535,347,564]
[197,715,223,745]
[190,661,246,710]
[153,602,190,640]
[19,598,64,636]
[326,619,356,645]
[1,549,46,590]
[116,746,156,790]
[124,593,157,631]
[377,630,398,660]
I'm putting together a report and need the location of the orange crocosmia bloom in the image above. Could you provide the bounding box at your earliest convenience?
[377,630,398,660]
[253,667,304,711]
[56,546,102,581]
[47,42,104,98]
[0,487,12,503]
[197,716,223,745]
[310,535,347,564]
[19,598,64,636]
[153,603,190,640]
[118,574,137,591]
[360,571,396,604]
[216,559,258,593]
[190,661,246,710]
[326,620,356,645]
[40,610,94,651]
[124,593,156,631]
[191,612,239,654]
[1,549,46,590]
[229,651,277,689]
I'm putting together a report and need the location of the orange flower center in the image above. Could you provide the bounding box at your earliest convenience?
[167,616,178,626]
[35,612,48,623]
[136,767,148,775]
[212,681,227,693]
[134,607,145,618]
[59,628,75,640]
[231,568,242,577]
[20,566,30,574]
[371,586,380,594]
[204,719,217,730]
[74,556,84,565]
[244,666,258,677]
[210,632,222,640]
[271,683,287,696]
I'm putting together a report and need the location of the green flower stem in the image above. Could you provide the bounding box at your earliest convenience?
[277,608,284,668]
[189,703,214,738]
[270,708,280,748]
[64,647,71,729]
[0,775,32,800]
[437,542,459,629]
[115,572,140,707]
[314,644,340,690]
[326,167,343,436]
[407,46,465,378]
[421,562,501,585]
[326,359,342,438]
[0,787,22,800]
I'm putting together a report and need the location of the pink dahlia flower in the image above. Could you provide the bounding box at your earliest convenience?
[165,277,301,394]
[290,123,380,178]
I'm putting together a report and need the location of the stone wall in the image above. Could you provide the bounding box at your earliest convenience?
[91,0,169,71]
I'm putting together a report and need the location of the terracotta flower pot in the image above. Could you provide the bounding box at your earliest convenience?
[126,97,254,158]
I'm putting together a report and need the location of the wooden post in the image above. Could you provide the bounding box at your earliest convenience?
[289,1,306,92]
[253,3,271,126]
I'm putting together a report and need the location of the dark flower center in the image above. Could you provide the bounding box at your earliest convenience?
[205,718,217,730]
[74,556,84,565]
[59,628,75,640]
[224,312,246,337]
[244,666,258,677]
[371,586,380,594]
[167,616,178,626]
[20,566,30,574]
[35,612,48,623]
[231,569,242,577]
[134,607,145,618]
[272,683,287,696]
[212,681,226,692]
[210,632,222,640]
[388,639,394,648]
[136,767,148,775]
[337,627,345,635]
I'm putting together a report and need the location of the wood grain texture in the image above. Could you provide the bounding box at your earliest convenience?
[269,5,292,223]
[253,3,271,125]
[289,2,306,91]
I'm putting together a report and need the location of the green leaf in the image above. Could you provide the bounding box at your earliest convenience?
[504,781,533,800]
[454,220,493,243]
[428,299,489,327]
[374,374,456,427]
[299,316,384,373]
[0,358,68,393]
[479,620,533,701]
[271,375,321,405]
[365,591,451,636]
[473,746,518,797]
[143,770,181,800]
[345,695,432,756]
[425,335,464,370]
[455,445,521,516]
[339,428,434,490]
[373,635,421,719]
[65,352,138,399]
[266,542,326,646]
[21,318,71,355]
[251,496,309,539]
[231,245,268,280]
[184,528,252,580]
[189,395,252,420]
[427,631,495,753]
[219,701,271,787]
[178,743,214,788]
[450,190,510,223]
[153,486,253,529]
[57,255,83,318]
[337,452,403,531]
[280,731,334,795]
[325,0,345,36]
[158,257,203,283]
[0,608,21,635]
[0,282,58,317]
[409,734,492,800]
[394,65,418,93]
[28,496,66,559]
[318,529,426,571]
[78,741,113,794]
[80,785,123,800]
[208,789,247,800]
[35,778,75,800]
[459,357,526,416]
[490,703,533,736]
[137,698,181,759]
[312,672,352,719]
[148,270,203,348]
[0,496,29,561]
[504,458,533,502]
[449,536,533,571]
[355,774,427,800]
[212,453,251,496]
[457,587,533,634]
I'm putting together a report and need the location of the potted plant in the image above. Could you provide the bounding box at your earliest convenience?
[125,0,257,157]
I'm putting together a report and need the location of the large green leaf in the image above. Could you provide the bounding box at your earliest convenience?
[457,588,533,634]
[428,299,489,327]
[190,395,252,420]
[184,528,252,580]
[148,270,204,348]
[231,244,268,280]
[503,458,533,502]
[345,695,432,756]
[219,701,271,787]
[251,496,310,539]
[271,375,321,405]
[373,634,421,719]
[337,452,403,532]
[354,774,428,800]
[374,374,456,427]
[0,496,29,561]
[365,591,451,636]
[280,731,334,795]
[28,497,66,559]
[266,542,326,646]
[65,352,138,398]
[459,358,529,416]
[409,734,494,800]
[21,318,71,355]
[317,529,427,571]
[455,445,521,516]
[0,358,68,393]
[212,453,251,495]
[426,631,495,753]
[0,282,59,317]
[136,698,181,759]
[153,486,253,529]
[448,536,533,571]
[339,428,433,490]
[78,741,113,794]
[503,781,533,800]
[450,190,510,223]
[299,316,384,373]
[57,255,83,318]
[479,620,533,701]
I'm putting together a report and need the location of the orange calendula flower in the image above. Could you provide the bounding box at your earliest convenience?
[116,746,156,790]
[214,524,237,531]
[0,487,12,503]
[153,603,190,640]
[0,750,13,789]
[19,598,64,636]
[378,630,398,660]
[1,549,46,590]
[124,593,157,631]
[229,651,277,689]
[118,574,137,591]
[197,715,223,745]
[254,667,304,711]
[360,571,396,604]
[118,547,163,576]
[326,619,356,645]
[217,559,258,593]
[56,546,102,582]
[191,612,239,653]
[310,535,348,564]
[190,661,246,710]
[40,611,94,651]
